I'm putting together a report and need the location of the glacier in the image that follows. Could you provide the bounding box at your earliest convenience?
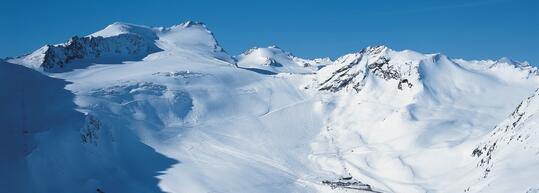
[2,21,539,193]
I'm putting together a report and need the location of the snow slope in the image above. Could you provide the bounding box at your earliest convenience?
[2,21,539,193]
[467,89,539,193]
[0,61,176,193]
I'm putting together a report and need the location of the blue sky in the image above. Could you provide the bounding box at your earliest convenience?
[1,0,538,64]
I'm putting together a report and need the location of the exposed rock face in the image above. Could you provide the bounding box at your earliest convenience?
[81,114,101,145]
[322,176,378,192]
[40,34,161,70]
[472,89,539,178]
[318,53,367,92]
[318,46,418,92]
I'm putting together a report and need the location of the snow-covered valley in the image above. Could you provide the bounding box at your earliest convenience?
[2,21,539,193]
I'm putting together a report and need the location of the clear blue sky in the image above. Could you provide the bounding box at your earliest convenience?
[1,0,538,64]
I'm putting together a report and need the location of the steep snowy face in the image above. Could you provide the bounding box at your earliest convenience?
[155,21,234,63]
[467,89,539,193]
[8,21,234,71]
[235,46,331,74]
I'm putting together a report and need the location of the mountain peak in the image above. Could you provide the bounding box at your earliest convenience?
[90,22,157,39]
[497,57,514,64]
[495,57,532,68]
[267,45,282,49]
[179,20,206,28]
[158,21,234,64]
[165,20,209,32]
[359,45,390,55]
[241,46,290,57]
[236,45,328,74]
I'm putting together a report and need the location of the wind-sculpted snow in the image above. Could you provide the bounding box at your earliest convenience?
[4,21,539,193]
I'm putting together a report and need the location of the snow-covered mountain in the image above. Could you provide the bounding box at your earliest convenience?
[8,21,233,71]
[2,21,539,193]
[235,45,331,74]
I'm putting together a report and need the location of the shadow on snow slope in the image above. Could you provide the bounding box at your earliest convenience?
[0,61,177,193]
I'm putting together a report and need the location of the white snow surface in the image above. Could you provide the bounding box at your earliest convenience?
[2,21,539,193]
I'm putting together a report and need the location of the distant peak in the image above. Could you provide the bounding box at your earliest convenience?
[180,20,206,28]
[165,20,208,31]
[497,57,515,64]
[90,22,157,39]
[108,21,140,27]
[268,45,282,50]
[495,57,533,69]
[242,45,289,56]
[359,45,390,55]
[241,47,259,55]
